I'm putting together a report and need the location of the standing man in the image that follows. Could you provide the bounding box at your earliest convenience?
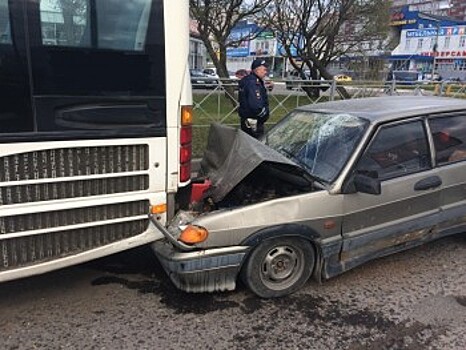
[238,59,270,138]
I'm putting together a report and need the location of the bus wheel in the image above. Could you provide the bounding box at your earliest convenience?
[241,238,314,298]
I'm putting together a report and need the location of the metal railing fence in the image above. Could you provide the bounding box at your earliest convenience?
[191,78,466,156]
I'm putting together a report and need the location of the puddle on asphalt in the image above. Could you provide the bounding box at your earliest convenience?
[91,275,239,314]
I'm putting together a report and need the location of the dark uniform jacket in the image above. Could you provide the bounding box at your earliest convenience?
[238,73,269,122]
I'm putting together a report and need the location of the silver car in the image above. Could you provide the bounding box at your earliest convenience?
[151,96,466,298]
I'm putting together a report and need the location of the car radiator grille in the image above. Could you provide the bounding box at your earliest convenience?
[0,145,153,272]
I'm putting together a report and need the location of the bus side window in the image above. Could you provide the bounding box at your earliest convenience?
[96,0,151,51]
[0,0,34,134]
[39,0,152,51]
[0,0,11,44]
[40,0,90,47]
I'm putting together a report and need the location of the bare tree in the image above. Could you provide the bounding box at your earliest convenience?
[189,0,272,79]
[264,0,390,96]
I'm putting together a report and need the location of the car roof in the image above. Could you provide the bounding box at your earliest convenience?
[297,96,466,124]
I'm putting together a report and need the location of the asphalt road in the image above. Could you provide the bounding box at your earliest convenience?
[0,234,465,350]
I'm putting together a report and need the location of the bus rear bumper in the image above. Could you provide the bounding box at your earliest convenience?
[152,240,249,293]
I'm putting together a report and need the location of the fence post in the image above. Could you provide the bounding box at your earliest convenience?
[440,81,446,96]
[330,80,336,101]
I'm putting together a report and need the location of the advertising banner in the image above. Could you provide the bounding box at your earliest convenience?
[227,27,253,57]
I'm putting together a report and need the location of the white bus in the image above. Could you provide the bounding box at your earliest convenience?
[0,0,192,281]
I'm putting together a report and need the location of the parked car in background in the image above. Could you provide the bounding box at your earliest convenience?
[387,70,422,85]
[286,69,330,91]
[423,72,442,82]
[151,96,466,298]
[203,68,218,78]
[334,74,352,82]
[286,69,310,90]
[190,69,219,89]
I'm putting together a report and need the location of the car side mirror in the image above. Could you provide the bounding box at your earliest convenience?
[353,174,381,195]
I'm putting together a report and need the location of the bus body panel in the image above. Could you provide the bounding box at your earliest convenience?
[0,0,190,281]
[164,0,193,191]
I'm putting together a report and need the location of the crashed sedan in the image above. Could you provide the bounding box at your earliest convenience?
[150,96,466,298]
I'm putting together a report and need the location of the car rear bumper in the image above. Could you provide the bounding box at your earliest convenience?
[152,240,250,293]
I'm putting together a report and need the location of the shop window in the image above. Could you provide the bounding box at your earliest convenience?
[404,39,411,51]
[443,36,450,49]
[417,38,423,50]
[460,36,466,48]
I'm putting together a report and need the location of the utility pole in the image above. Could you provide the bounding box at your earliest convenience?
[418,13,441,80]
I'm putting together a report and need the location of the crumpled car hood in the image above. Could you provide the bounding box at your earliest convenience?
[199,123,312,203]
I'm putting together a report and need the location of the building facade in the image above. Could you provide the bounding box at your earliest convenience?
[189,20,207,70]
[391,0,466,21]
[225,21,282,76]
[390,7,466,80]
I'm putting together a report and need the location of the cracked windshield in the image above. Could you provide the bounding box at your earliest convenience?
[265,111,369,183]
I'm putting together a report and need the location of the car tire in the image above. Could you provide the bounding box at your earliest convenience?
[241,237,315,298]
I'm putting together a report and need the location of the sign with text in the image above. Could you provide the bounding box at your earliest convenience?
[421,51,466,58]
[407,27,466,38]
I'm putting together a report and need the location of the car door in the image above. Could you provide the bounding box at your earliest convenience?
[340,118,441,268]
[428,111,466,236]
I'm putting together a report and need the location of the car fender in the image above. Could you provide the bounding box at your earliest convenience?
[240,223,321,247]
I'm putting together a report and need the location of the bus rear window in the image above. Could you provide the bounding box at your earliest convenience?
[40,0,151,51]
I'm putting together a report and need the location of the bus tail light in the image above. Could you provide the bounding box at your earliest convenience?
[180,144,192,164]
[180,163,191,183]
[180,106,193,183]
[180,125,192,145]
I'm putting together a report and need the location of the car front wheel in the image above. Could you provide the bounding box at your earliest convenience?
[241,237,315,298]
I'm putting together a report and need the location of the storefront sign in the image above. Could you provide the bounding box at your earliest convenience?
[421,51,466,58]
[407,27,466,38]
[391,19,417,26]
[389,11,416,26]
[407,29,438,38]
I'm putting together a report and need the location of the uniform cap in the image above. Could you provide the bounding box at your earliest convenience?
[251,59,268,70]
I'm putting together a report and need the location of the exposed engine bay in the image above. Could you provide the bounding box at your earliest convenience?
[211,162,315,209]
[189,123,319,213]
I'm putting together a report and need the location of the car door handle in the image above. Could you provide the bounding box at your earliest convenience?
[414,176,442,191]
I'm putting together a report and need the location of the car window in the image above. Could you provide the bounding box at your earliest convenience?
[429,114,466,165]
[356,121,431,181]
[190,70,204,77]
